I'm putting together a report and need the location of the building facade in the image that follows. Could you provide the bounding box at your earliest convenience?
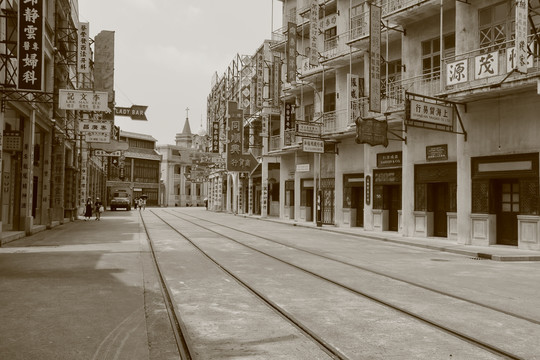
[0,0,109,238]
[207,0,540,251]
[158,117,213,207]
[106,130,162,207]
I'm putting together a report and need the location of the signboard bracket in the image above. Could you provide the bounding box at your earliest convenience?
[387,129,406,144]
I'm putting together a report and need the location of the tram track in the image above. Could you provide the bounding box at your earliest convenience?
[167,209,540,327]
[139,212,193,360]
[150,208,534,360]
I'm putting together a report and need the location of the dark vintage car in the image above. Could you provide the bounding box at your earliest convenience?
[110,196,131,211]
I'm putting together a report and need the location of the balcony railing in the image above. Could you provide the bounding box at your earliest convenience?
[385,71,442,110]
[349,10,370,42]
[442,36,540,93]
[381,0,431,16]
[322,31,353,61]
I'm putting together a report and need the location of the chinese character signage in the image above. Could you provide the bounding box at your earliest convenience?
[507,47,533,73]
[474,51,498,80]
[409,99,453,127]
[369,4,381,113]
[58,89,109,111]
[287,22,297,83]
[377,152,402,167]
[285,102,294,131]
[78,22,90,74]
[79,120,111,134]
[302,138,324,153]
[256,52,264,109]
[272,56,281,106]
[309,0,319,66]
[211,121,220,153]
[515,0,528,74]
[426,144,448,162]
[355,118,388,147]
[447,59,468,85]
[226,101,257,173]
[348,73,362,121]
[18,0,43,91]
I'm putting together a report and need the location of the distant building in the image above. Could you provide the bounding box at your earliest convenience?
[106,131,162,207]
[158,116,215,207]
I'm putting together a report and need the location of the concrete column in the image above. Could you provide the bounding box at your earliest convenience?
[0,95,4,230]
[457,119,471,245]
[401,130,415,237]
[261,157,269,218]
[248,175,253,215]
[364,143,374,230]
[21,110,35,234]
[43,131,52,228]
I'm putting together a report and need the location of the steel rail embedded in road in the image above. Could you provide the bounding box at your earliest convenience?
[158,209,526,360]
[147,210,346,360]
[172,209,540,327]
[139,212,192,360]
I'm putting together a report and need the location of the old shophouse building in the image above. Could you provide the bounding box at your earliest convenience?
[208,0,540,251]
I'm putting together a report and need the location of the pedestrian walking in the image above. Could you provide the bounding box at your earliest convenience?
[138,197,146,210]
[84,197,93,221]
[134,197,138,210]
[94,197,103,221]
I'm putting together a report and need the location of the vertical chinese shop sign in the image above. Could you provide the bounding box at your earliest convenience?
[226,102,257,173]
[19,0,43,91]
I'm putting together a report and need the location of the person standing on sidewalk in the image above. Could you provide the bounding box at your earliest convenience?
[84,198,93,221]
[94,197,103,221]
[138,197,146,210]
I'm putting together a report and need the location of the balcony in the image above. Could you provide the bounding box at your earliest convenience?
[441,37,540,101]
[381,0,442,24]
[270,135,281,151]
[384,71,442,111]
[349,8,370,44]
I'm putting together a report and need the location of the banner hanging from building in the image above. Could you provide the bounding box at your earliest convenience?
[256,51,264,109]
[369,4,381,113]
[515,0,528,74]
[78,22,90,74]
[309,0,319,66]
[272,56,281,106]
[286,22,297,83]
[226,101,257,173]
[211,121,219,153]
[348,74,362,122]
[18,0,43,91]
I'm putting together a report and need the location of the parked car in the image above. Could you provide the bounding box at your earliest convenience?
[110,196,131,211]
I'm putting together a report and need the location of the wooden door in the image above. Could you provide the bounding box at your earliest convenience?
[495,179,519,245]
[431,182,448,237]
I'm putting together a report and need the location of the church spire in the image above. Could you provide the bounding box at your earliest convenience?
[182,107,192,135]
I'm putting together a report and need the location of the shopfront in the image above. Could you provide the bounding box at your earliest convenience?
[414,162,457,237]
[343,173,364,227]
[471,153,539,247]
[373,168,402,231]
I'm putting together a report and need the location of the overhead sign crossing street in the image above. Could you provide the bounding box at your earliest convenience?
[115,105,148,120]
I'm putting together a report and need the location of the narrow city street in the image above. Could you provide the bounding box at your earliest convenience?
[1,208,540,359]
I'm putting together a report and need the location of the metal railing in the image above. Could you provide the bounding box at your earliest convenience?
[349,9,370,41]
[381,0,431,16]
[385,71,441,110]
[322,31,352,60]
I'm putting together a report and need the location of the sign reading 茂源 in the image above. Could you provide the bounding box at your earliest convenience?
[78,22,90,74]
[447,59,468,85]
[18,0,43,91]
[58,89,109,111]
[474,51,499,80]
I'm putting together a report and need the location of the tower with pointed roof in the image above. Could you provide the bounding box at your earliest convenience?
[175,108,193,148]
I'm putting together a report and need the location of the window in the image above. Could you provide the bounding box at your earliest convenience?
[324,92,336,113]
[381,59,402,99]
[324,27,337,51]
[304,103,314,122]
[479,2,515,51]
[421,34,455,78]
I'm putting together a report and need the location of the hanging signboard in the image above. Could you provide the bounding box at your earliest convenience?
[78,22,90,74]
[515,0,528,74]
[273,56,281,105]
[286,22,297,83]
[302,138,324,153]
[309,0,319,66]
[226,101,258,173]
[211,121,220,153]
[446,59,468,85]
[409,99,453,127]
[426,144,448,162]
[369,4,381,113]
[18,0,43,91]
[355,118,388,147]
[58,89,109,111]
[114,105,148,120]
[79,120,111,134]
[296,122,321,136]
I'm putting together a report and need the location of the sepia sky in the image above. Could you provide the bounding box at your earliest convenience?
[78,0,283,145]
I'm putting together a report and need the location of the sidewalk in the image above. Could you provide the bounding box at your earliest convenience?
[238,214,540,262]
[0,211,178,360]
